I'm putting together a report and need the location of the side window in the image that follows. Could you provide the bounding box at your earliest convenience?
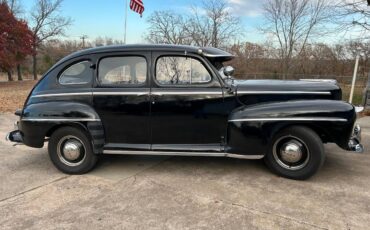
[98,56,147,85]
[59,61,92,85]
[156,56,212,85]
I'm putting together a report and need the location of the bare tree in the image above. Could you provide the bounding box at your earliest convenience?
[185,7,212,47]
[146,11,190,44]
[346,41,370,77]
[145,0,242,47]
[337,0,370,31]
[261,0,335,76]
[187,0,242,47]
[30,0,71,80]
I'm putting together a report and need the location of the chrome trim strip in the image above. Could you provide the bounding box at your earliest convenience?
[104,143,151,150]
[22,118,101,122]
[229,117,347,122]
[33,91,223,97]
[203,53,234,58]
[103,150,264,159]
[103,150,225,157]
[152,144,221,152]
[237,91,331,95]
[151,91,223,96]
[93,92,148,96]
[59,81,90,85]
[226,154,264,159]
[32,92,92,98]
[31,90,327,98]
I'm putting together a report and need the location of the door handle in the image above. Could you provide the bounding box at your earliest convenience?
[151,95,156,104]
[150,92,162,104]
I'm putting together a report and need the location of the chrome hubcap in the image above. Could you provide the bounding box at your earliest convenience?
[63,140,82,161]
[280,141,302,163]
[273,136,310,171]
[57,135,86,167]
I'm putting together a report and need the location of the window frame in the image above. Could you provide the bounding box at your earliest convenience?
[58,60,93,86]
[97,55,148,88]
[154,54,216,87]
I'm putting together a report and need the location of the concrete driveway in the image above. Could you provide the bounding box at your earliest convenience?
[0,113,369,229]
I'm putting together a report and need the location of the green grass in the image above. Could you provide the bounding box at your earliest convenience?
[341,86,365,106]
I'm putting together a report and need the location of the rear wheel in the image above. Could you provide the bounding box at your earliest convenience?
[48,127,98,174]
[264,126,325,180]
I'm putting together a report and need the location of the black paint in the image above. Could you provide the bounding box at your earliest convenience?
[10,45,357,156]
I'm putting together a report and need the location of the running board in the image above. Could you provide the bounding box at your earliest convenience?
[103,150,264,160]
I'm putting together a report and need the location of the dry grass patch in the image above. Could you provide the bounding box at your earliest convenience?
[0,81,37,113]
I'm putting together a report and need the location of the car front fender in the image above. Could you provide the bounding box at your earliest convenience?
[226,100,356,155]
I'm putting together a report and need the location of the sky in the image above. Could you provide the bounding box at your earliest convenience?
[20,0,267,44]
[19,0,365,45]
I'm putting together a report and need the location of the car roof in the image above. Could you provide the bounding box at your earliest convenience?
[55,44,234,66]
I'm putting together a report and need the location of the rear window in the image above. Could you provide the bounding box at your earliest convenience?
[98,56,147,86]
[59,61,92,85]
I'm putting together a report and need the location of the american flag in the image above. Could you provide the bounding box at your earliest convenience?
[130,0,145,17]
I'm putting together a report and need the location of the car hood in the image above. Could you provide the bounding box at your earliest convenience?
[234,79,340,93]
[233,80,342,101]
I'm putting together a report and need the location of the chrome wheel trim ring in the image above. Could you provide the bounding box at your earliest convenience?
[272,136,310,171]
[57,135,86,167]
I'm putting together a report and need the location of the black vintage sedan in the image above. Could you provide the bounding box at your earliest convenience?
[6,44,363,180]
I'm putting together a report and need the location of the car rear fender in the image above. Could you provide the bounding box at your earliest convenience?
[19,101,104,154]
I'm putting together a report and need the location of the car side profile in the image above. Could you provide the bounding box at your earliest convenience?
[7,44,363,180]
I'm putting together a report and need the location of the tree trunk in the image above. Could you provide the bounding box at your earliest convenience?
[17,64,22,81]
[279,59,286,80]
[7,71,13,81]
[32,54,37,80]
[282,58,290,80]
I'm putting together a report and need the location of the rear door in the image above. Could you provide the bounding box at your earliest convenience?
[150,52,228,152]
[93,52,151,150]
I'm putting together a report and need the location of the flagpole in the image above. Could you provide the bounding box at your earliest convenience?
[124,0,128,44]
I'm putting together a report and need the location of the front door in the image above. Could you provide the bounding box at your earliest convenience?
[93,52,151,150]
[150,53,227,152]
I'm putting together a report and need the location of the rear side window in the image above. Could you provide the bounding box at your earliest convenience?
[98,56,147,85]
[156,56,212,85]
[59,61,92,85]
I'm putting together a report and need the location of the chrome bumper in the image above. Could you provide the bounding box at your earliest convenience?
[348,124,364,153]
[5,122,23,143]
[6,130,23,143]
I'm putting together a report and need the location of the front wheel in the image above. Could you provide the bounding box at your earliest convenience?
[48,127,98,174]
[264,126,325,180]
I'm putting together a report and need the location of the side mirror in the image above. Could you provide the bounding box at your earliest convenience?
[223,66,234,77]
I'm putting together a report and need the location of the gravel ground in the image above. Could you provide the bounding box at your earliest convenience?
[0,113,369,230]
